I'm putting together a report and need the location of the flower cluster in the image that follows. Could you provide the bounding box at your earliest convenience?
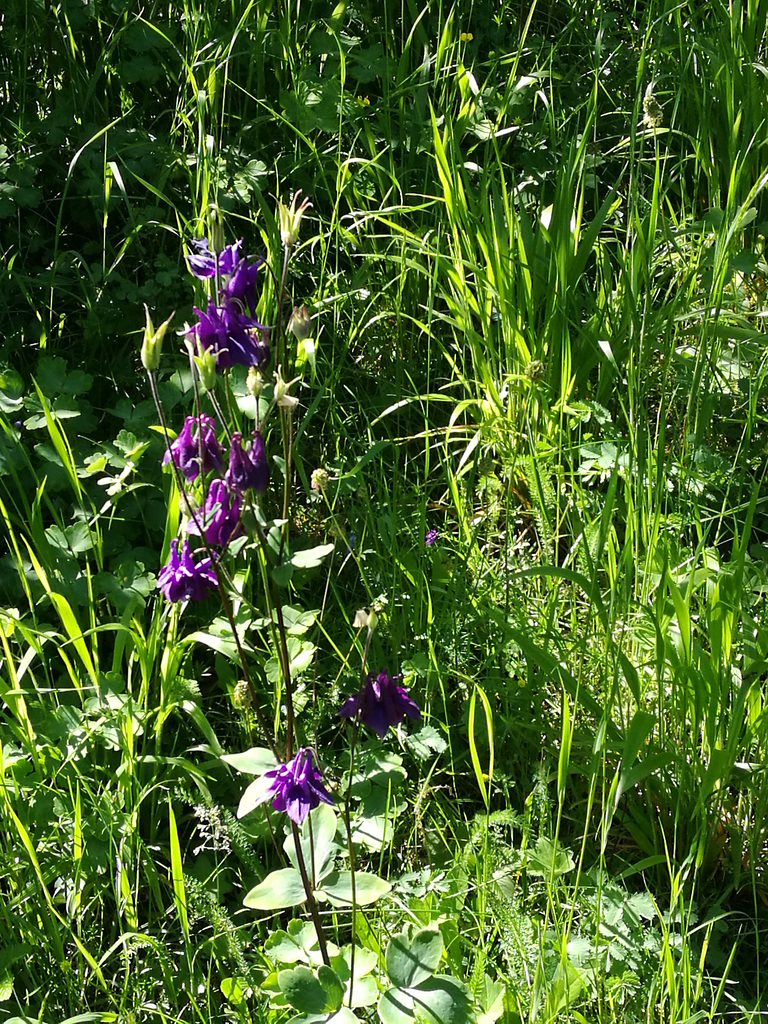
[339,670,421,738]
[158,412,269,603]
[186,239,270,371]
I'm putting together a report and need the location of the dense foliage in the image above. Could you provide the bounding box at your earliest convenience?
[2,0,768,1022]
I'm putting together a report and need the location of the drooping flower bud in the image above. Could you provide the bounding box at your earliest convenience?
[287,304,312,341]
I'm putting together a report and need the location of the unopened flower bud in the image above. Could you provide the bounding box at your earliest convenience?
[247,365,264,396]
[288,304,312,341]
[311,468,329,492]
[141,306,174,372]
[209,206,226,256]
[193,341,219,392]
[278,191,312,248]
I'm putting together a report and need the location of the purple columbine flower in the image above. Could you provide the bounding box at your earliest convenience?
[225,430,269,494]
[425,529,438,545]
[186,478,242,547]
[223,256,262,317]
[163,413,223,481]
[187,237,243,279]
[190,300,270,371]
[157,539,218,602]
[252,747,334,824]
[339,670,421,738]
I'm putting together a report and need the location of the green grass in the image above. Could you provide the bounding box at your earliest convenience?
[2,0,768,1021]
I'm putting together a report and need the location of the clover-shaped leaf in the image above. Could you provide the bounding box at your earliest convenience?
[379,928,475,1024]
[278,964,344,1014]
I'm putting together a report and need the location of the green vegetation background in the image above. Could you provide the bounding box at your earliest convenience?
[2,0,768,1020]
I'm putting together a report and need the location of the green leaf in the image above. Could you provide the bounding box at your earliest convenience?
[330,947,379,1007]
[222,746,277,775]
[272,562,294,587]
[279,966,328,1014]
[291,543,335,569]
[280,605,320,634]
[284,803,339,880]
[477,975,506,1024]
[385,928,443,989]
[320,870,391,906]
[525,836,574,877]
[287,1009,359,1024]
[410,974,475,1024]
[0,969,12,1001]
[405,724,447,760]
[221,975,252,1006]
[317,965,345,1012]
[266,929,310,965]
[244,868,307,910]
[278,964,344,1014]
[378,986,415,1024]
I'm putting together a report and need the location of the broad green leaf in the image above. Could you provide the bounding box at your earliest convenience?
[477,975,506,1024]
[317,965,345,1012]
[278,966,329,1014]
[278,964,344,1014]
[291,543,335,569]
[284,803,339,879]
[385,928,443,989]
[221,975,252,1006]
[330,946,379,1006]
[410,974,475,1024]
[287,1008,359,1024]
[280,605,320,634]
[244,868,307,910]
[320,870,391,907]
[272,562,294,587]
[267,921,338,966]
[266,929,310,965]
[526,836,574,877]
[222,747,277,776]
[379,986,415,1024]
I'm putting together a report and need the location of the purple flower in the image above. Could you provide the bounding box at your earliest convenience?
[223,256,262,317]
[187,238,243,279]
[253,747,334,824]
[425,529,438,546]
[217,239,244,276]
[157,539,218,602]
[163,414,223,481]
[190,300,270,371]
[339,670,421,738]
[225,431,269,494]
[186,478,242,547]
